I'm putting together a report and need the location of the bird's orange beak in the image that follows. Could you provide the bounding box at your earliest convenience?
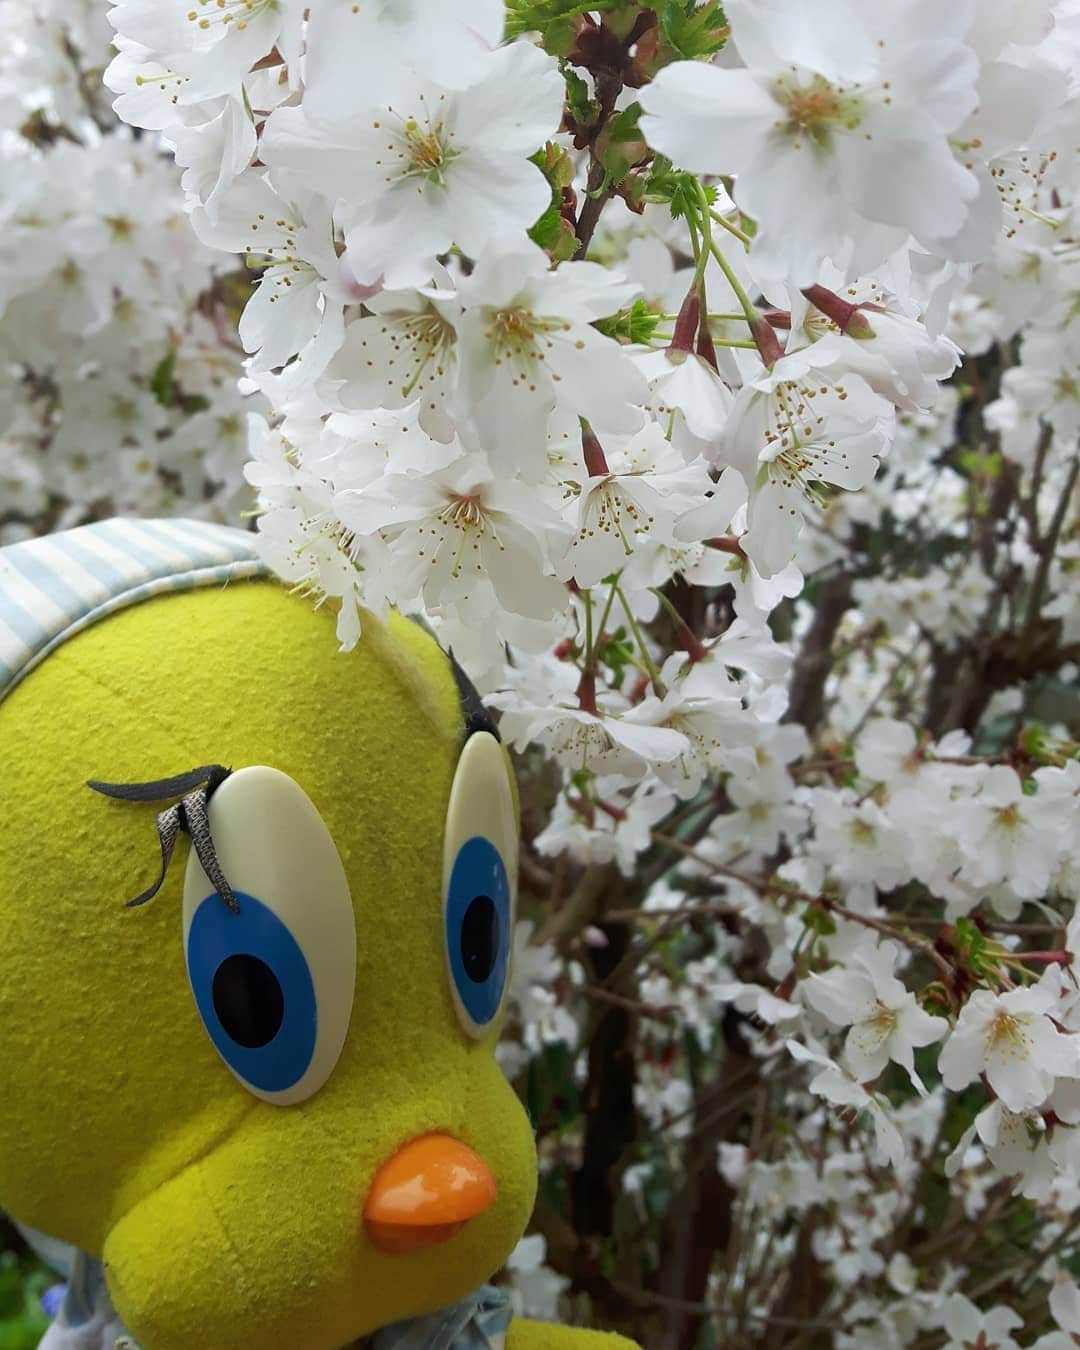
[363,1133,498,1254]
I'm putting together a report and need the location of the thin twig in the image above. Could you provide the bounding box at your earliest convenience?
[1024,452,1080,634]
[650,831,956,983]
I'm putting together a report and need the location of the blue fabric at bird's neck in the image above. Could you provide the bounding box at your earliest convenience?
[22,1234,511,1350]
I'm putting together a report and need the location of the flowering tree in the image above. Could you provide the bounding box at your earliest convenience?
[4,0,1080,1344]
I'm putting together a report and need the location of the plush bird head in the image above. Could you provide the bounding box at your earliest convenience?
[0,521,537,1349]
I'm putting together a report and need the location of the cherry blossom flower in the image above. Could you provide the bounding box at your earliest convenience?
[940,1294,1022,1350]
[939,983,1080,1112]
[855,718,921,783]
[192,172,347,387]
[555,422,729,588]
[718,347,894,577]
[107,0,302,104]
[334,451,567,622]
[534,778,677,876]
[319,276,462,443]
[452,240,646,470]
[788,284,962,412]
[302,0,505,117]
[804,940,948,1092]
[953,765,1061,900]
[490,651,688,781]
[786,1039,905,1167]
[260,41,564,291]
[1036,1270,1080,1350]
[640,0,984,282]
[635,345,735,442]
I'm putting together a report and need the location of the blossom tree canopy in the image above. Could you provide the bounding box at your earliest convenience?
[3,0,1080,1341]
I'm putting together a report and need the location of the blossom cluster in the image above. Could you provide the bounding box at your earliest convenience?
[12,0,1079,1337]
[0,0,257,545]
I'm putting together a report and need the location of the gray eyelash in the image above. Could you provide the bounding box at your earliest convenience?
[86,765,239,912]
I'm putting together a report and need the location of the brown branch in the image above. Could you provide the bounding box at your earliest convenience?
[573,154,615,260]
[783,573,853,732]
[580,984,676,1021]
[1024,452,1080,636]
[649,831,956,984]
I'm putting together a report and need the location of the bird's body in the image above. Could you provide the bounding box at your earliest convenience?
[0,521,636,1350]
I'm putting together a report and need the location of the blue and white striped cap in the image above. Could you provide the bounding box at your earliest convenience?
[0,517,270,705]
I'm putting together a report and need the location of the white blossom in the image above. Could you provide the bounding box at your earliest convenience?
[939,983,1080,1112]
[804,940,948,1092]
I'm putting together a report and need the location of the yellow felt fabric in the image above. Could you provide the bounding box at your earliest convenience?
[0,581,539,1349]
[507,1319,639,1349]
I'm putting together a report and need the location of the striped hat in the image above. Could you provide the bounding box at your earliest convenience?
[0,517,270,706]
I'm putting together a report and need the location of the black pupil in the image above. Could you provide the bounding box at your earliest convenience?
[212,954,285,1048]
[461,895,499,984]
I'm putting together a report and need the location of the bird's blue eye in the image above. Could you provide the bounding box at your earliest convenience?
[442,731,519,1039]
[445,837,511,1031]
[187,892,317,1093]
[182,766,356,1105]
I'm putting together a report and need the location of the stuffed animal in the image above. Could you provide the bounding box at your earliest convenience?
[0,518,637,1350]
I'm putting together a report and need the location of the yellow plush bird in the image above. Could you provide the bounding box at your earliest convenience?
[0,519,636,1350]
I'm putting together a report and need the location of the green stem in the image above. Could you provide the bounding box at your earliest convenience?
[651,334,758,348]
[687,206,709,290]
[709,206,751,248]
[660,312,748,322]
[708,237,758,328]
[650,586,708,660]
[596,575,620,644]
[649,586,693,631]
[693,184,715,294]
[615,584,664,694]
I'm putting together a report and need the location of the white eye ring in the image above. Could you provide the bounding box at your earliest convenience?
[182,766,356,1105]
[442,732,518,1038]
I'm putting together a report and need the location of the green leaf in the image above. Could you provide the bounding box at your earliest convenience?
[660,0,728,60]
[598,101,647,192]
[561,61,596,128]
[505,0,621,50]
[0,1255,21,1321]
[953,916,1003,980]
[1019,724,1049,761]
[644,154,716,219]
[599,625,635,689]
[594,298,662,345]
[529,203,578,260]
[803,904,837,938]
[527,142,579,260]
[149,349,176,408]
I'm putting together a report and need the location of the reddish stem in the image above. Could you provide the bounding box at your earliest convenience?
[568,793,596,827]
[775,970,798,1002]
[675,619,709,663]
[595,797,628,823]
[576,668,598,715]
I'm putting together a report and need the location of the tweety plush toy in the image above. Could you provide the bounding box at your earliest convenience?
[0,518,636,1350]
